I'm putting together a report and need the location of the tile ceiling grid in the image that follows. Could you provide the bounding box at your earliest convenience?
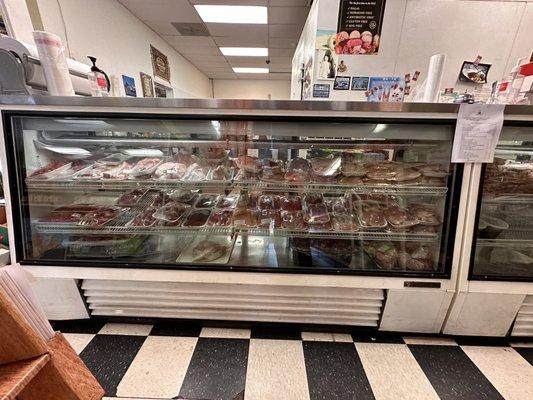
[118,0,312,80]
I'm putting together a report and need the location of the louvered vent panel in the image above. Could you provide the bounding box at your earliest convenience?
[512,295,533,337]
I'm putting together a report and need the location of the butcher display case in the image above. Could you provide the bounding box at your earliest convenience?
[1,104,463,278]
[469,126,533,281]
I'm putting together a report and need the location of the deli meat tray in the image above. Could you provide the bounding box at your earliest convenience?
[176,235,235,264]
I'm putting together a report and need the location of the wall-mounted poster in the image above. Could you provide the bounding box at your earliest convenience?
[122,75,137,97]
[316,29,337,50]
[150,45,170,82]
[316,49,337,80]
[0,13,8,36]
[336,0,386,55]
[333,76,350,90]
[140,72,154,97]
[302,58,313,100]
[459,61,491,84]
[313,83,331,98]
[351,76,370,91]
[366,77,404,102]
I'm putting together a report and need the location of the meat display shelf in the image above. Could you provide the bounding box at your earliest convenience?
[32,221,440,242]
[25,178,449,196]
[476,238,533,247]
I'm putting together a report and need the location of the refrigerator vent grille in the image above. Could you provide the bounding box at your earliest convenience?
[512,295,533,337]
[82,280,384,327]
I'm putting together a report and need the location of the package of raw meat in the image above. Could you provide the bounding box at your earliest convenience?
[117,188,149,206]
[234,169,259,181]
[388,168,421,182]
[153,162,187,180]
[53,160,93,179]
[28,161,71,180]
[371,242,399,270]
[216,195,239,210]
[233,208,260,228]
[281,210,306,230]
[332,213,357,231]
[208,165,231,181]
[151,190,172,207]
[308,220,332,231]
[169,189,198,205]
[76,164,109,180]
[398,245,435,271]
[311,171,338,183]
[284,157,311,183]
[235,155,261,173]
[194,194,219,209]
[102,162,133,180]
[207,209,233,227]
[39,210,88,224]
[236,192,259,209]
[340,162,367,177]
[338,175,363,184]
[97,153,130,166]
[172,152,199,167]
[184,164,210,181]
[410,224,438,234]
[408,203,441,226]
[258,194,281,210]
[325,197,347,213]
[311,156,341,177]
[304,193,324,207]
[358,209,387,229]
[154,202,189,226]
[131,157,161,177]
[78,206,121,227]
[305,203,330,224]
[260,166,285,182]
[129,207,157,227]
[183,209,211,227]
[287,157,310,171]
[418,164,449,178]
[259,158,284,169]
[258,210,281,228]
[365,163,398,180]
[281,195,302,211]
[54,204,101,213]
[384,206,419,228]
[421,176,446,186]
[200,148,228,166]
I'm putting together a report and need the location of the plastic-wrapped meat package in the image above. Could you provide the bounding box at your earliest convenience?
[153,162,187,180]
[284,157,311,183]
[410,224,438,234]
[260,166,285,182]
[340,162,367,177]
[338,175,363,184]
[117,188,149,206]
[398,245,435,271]
[154,202,189,226]
[325,197,347,213]
[28,161,69,179]
[304,192,324,206]
[281,210,306,229]
[421,176,446,186]
[332,213,357,231]
[408,203,441,225]
[259,210,281,228]
[209,165,231,181]
[173,152,198,167]
[281,195,302,211]
[77,164,109,180]
[259,158,284,169]
[98,154,128,166]
[308,220,332,231]
[306,204,330,224]
[40,210,88,223]
[183,209,210,227]
[258,194,281,210]
[389,168,421,182]
[54,160,92,179]
[185,164,210,181]
[234,169,259,181]
[311,156,341,177]
[129,207,157,227]
[103,162,133,180]
[169,189,198,205]
[358,209,387,229]
[312,172,338,183]
[54,204,101,213]
[151,191,172,207]
[233,208,259,228]
[235,156,261,174]
[373,242,399,270]
[236,192,259,209]
[78,207,121,227]
[201,148,227,166]
[418,164,448,178]
[216,195,239,209]
[207,209,233,227]
[384,206,419,228]
[132,158,161,177]
[195,194,219,209]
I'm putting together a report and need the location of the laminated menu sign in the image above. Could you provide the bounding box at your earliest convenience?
[451,104,505,163]
[336,0,386,55]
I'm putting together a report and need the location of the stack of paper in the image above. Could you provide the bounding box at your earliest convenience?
[0,265,55,341]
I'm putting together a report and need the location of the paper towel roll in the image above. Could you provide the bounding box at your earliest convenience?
[32,31,74,96]
[423,54,446,103]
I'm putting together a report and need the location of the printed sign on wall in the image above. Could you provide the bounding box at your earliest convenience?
[336,0,387,55]
[366,77,404,102]
[313,84,331,98]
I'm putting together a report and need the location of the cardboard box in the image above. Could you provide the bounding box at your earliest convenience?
[0,205,5,224]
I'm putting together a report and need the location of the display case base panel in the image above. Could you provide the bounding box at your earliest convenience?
[81,280,384,327]
[512,295,533,337]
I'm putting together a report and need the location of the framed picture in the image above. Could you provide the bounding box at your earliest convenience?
[459,61,491,84]
[140,72,154,97]
[351,76,370,91]
[122,75,137,97]
[333,76,350,90]
[150,45,170,82]
[313,84,330,98]
[316,49,337,80]
[0,14,8,36]
[367,77,405,102]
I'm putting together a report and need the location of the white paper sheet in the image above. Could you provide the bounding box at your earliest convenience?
[451,104,505,163]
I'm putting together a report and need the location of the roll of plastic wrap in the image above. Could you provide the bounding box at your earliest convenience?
[423,54,446,103]
[32,31,74,96]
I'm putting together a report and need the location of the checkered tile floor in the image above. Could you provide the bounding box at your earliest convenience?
[53,319,533,400]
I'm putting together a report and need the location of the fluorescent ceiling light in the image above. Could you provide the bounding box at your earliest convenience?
[220,47,268,57]
[233,67,269,74]
[194,5,267,24]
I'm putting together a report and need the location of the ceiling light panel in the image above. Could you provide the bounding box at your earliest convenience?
[233,67,269,74]
[194,5,267,24]
[220,47,268,57]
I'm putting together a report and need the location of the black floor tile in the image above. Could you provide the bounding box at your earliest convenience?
[79,334,146,396]
[52,318,106,334]
[351,331,404,344]
[178,338,249,400]
[251,325,301,340]
[514,347,533,366]
[150,320,202,337]
[408,345,504,400]
[303,341,375,400]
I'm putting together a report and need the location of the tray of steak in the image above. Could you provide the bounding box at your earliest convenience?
[184,164,210,181]
[418,164,448,178]
[233,209,260,228]
[358,208,387,229]
[384,206,419,228]
[117,188,149,206]
[365,242,399,270]
[128,207,157,227]
[311,156,341,177]
[209,165,232,181]
[103,162,133,180]
[151,190,172,207]
[78,206,122,227]
[195,194,220,209]
[216,195,239,210]
[285,157,311,183]
[183,209,211,227]
[169,189,198,205]
[28,161,71,180]
[177,235,234,264]
[76,164,109,180]
[281,210,307,230]
[207,209,234,227]
[153,162,188,180]
[408,203,442,226]
[260,165,285,182]
[340,162,368,177]
[258,194,281,210]
[397,244,435,271]
[154,202,189,226]
[332,213,357,231]
[258,210,282,228]
[281,195,302,211]
[235,155,261,174]
[39,210,89,224]
[305,203,330,225]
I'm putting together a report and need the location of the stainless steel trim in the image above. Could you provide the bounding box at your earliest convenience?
[0,95,530,117]
[24,55,89,79]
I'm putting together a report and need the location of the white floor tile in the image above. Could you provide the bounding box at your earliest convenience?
[356,343,440,400]
[200,327,251,339]
[510,341,533,348]
[245,339,310,400]
[462,346,533,400]
[62,333,95,354]
[403,336,458,346]
[98,323,153,336]
[301,332,353,342]
[116,336,197,399]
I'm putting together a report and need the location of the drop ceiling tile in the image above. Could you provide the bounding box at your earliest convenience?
[143,20,180,36]
[268,7,308,25]
[269,48,295,57]
[185,54,227,63]
[199,65,234,72]
[173,45,222,56]
[269,37,298,49]
[224,57,270,65]
[206,23,268,38]
[213,36,268,47]
[163,35,217,47]
[118,0,201,22]
[269,24,302,38]
[208,72,237,79]
[269,73,291,80]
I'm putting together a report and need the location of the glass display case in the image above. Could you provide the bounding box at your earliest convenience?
[3,112,463,277]
[470,125,533,281]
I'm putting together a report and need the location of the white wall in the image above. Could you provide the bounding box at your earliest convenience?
[36,0,212,98]
[213,79,290,100]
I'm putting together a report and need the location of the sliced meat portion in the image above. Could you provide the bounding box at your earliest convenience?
[192,241,228,262]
